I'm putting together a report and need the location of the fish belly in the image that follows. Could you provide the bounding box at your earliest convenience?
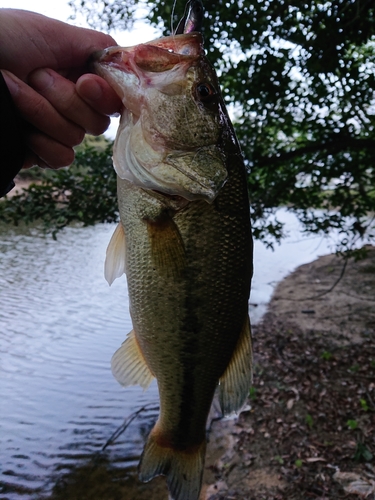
[115,158,252,500]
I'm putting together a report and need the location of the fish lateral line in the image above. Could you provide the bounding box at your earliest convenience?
[93,1,253,498]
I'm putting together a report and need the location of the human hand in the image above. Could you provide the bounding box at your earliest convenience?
[0,9,122,169]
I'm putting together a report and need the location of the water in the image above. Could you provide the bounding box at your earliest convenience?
[250,208,342,323]
[0,211,340,498]
[0,223,159,499]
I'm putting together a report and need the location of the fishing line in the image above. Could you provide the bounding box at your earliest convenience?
[171,0,178,35]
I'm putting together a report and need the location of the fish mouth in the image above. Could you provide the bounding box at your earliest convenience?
[92,32,227,203]
[91,32,205,69]
[90,33,205,109]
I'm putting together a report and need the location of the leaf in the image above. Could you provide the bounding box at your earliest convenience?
[286,399,294,410]
[345,480,375,497]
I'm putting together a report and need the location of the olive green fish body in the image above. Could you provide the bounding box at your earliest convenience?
[94,32,253,500]
[118,136,252,448]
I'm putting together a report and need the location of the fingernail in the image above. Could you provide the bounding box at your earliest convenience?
[29,69,54,91]
[2,70,19,97]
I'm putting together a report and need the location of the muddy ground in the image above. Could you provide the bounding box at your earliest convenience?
[50,246,375,500]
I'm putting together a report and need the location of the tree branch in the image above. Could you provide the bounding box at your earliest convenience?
[257,137,375,167]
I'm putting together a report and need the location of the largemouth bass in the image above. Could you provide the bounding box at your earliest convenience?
[93,8,253,500]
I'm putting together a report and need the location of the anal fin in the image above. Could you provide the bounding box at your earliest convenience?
[218,315,253,416]
[111,330,154,390]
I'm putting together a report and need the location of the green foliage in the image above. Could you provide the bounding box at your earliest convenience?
[0,140,118,237]
[249,386,257,400]
[305,414,314,429]
[347,419,358,430]
[43,2,375,247]
[321,350,333,361]
[68,0,142,32]
[274,455,284,465]
[349,363,360,372]
[360,398,369,412]
[354,442,373,462]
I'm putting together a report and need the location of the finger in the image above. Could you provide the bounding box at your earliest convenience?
[2,70,85,148]
[28,68,111,136]
[23,151,49,170]
[0,10,117,79]
[27,130,75,168]
[76,74,122,117]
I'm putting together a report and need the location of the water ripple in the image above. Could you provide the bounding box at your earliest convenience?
[0,223,158,499]
[0,212,343,499]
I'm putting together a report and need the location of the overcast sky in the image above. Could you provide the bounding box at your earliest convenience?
[0,0,158,44]
[0,0,159,137]
[0,0,72,21]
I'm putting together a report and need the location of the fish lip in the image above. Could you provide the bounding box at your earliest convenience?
[89,47,124,71]
[90,32,204,71]
[143,32,204,56]
[90,46,132,73]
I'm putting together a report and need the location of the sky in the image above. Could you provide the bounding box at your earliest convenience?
[0,0,160,137]
[0,0,158,44]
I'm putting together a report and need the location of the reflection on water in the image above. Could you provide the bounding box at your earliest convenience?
[251,208,343,323]
[0,223,159,499]
[0,211,339,498]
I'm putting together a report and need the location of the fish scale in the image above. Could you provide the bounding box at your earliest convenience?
[94,22,253,500]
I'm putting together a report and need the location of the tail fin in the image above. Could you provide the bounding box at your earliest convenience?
[138,428,206,500]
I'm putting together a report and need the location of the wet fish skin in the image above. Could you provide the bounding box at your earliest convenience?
[93,33,229,203]
[94,32,253,500]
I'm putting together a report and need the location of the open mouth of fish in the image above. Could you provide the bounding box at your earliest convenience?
[91,32,228,203]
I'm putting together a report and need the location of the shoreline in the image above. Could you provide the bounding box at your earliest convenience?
[201,246,375,499]
[50,246,375,499]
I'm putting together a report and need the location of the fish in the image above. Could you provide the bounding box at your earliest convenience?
[92,3,253,499]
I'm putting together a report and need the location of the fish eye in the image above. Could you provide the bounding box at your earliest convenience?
[196,82,215,100]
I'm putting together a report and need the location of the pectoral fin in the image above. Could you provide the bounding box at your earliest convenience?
[146,213,186,278]
[111,330,154,390]
[218,316,253,416]
[104,222,127,285]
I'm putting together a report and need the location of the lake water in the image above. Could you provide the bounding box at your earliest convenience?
[0,210,341,499]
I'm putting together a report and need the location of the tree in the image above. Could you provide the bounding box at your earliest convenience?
[5,0,375,250]
[0,139,118,237]
[68,0,375,250]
